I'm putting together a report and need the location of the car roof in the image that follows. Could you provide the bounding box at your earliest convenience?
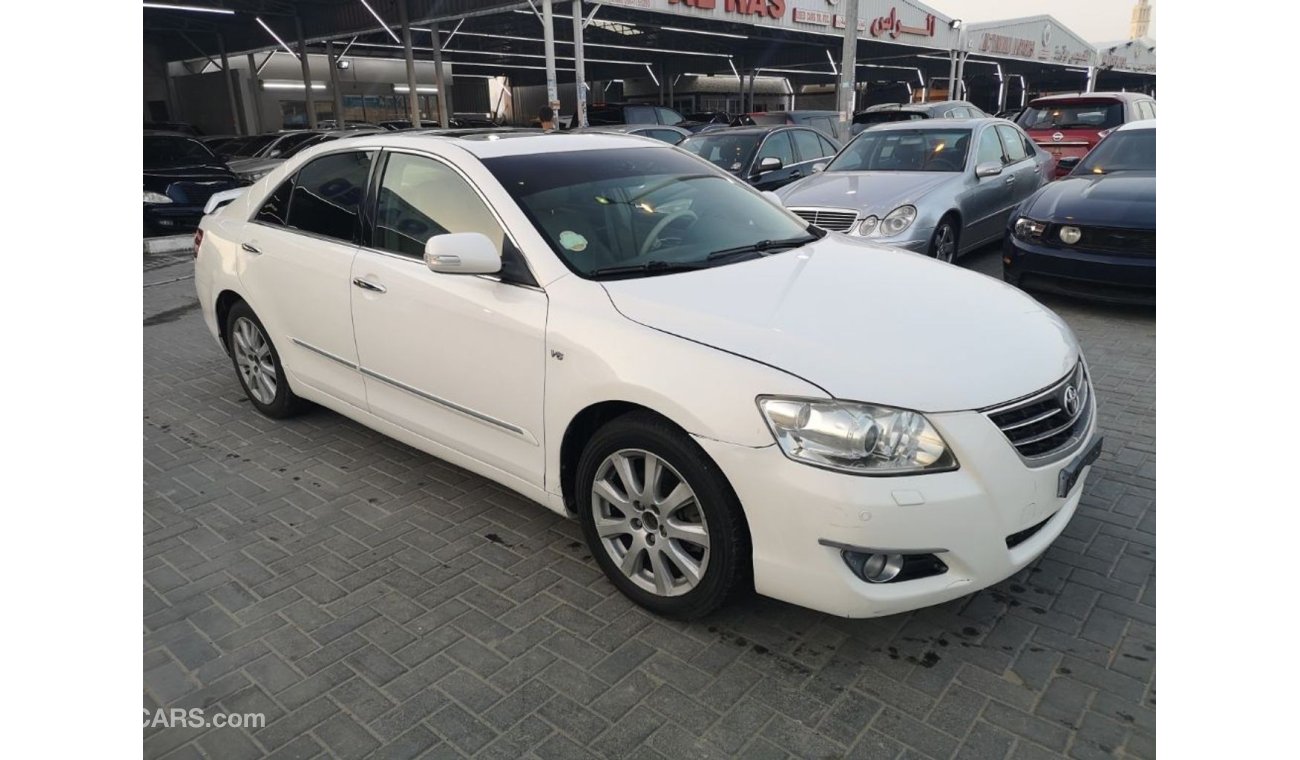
[859,117,1004,133]
[1027,91,1151,104]
[747,110,837,117]
[689,125,812,136]
[302,131,675,159]
[1115,119,1156,132]
[569,124,686,134]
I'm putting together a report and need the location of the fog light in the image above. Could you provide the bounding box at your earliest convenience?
[1059,226,1082,245]
[843,550,904,583]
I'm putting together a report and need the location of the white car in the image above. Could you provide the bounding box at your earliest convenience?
[195,132,1100,619]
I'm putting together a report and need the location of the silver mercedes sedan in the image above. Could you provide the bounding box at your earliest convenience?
[775,118,1051,262]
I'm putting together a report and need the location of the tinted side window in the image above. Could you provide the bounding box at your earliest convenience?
[255,177,295,226]
[812,117,837,137]
[374,153,534,285]
[790,129,826,162]
[997,125,1028,162]
[654,107,683,126]
[817,134,839,156]
[647,129,684,145]
[757,131,795,166]
[624,106,656,124]
[288,151,374,242]
[976,128,1005,165]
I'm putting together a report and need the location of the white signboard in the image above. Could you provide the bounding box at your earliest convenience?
[592,0,959,50]
[965,15,1095,67]
[1098,40,1156,74]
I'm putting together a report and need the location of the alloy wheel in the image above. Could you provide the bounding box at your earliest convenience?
[933,224,956,263]
[232,317,277,405]
[590,449,710,597]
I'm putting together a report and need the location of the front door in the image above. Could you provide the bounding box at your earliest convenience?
[964,125,1015,247]
[997,125,1044,210]
[349,150,549,487]
[238,150,375,408]
[751,131,801,190]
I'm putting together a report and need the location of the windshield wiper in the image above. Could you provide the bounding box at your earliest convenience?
[706,234,820,262]
[588,260,708,279]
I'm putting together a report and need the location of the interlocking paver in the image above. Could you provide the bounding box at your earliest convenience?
[144,247,1155,758]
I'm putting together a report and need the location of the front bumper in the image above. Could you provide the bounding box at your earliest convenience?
[1005,234,1155,305]
[144,204,205,236]
[694,406,1098,618]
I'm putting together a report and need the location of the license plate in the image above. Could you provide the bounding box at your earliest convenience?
[1057,436,1103,497]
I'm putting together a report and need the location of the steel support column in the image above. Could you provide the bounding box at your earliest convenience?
[542,0,559,121]
[572,1,587,128]
[217,34,243,135]
[294,16,317,128]
[947,50,957,99]
[431,24,450,127]
[836,0,861,133]
[245,53,263,133]
[328,40,346,127]
[398,0,420,127]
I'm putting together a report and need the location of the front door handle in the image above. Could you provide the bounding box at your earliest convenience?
[1004,176,1017,184]
[240,242,261,254]
[790,169,803,178]
[352,277,387,294]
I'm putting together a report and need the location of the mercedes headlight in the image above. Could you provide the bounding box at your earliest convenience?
[757,396,956,474]
[1013,216,1046,241]
[851,216,879,237]
[877,205,917,237]
[144,191,172,204]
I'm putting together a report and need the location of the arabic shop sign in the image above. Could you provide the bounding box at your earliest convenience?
[868,7,936,39]
[977,32,1036,59]
[966,18,1094,67]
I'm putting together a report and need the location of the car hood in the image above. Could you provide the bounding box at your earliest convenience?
[143,162,236,192]
[776,171,955,216]
[1022,171,1155,228]
[226,157,285,176]
[600,235,1079,412]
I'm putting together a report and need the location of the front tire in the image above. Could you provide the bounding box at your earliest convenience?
[576,412,748,619]
[225,301,308,419]
[929,215,959,263]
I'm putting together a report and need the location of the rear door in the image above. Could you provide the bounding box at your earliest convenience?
[789,128,835,176]
[349,149,548,487]
[238,150,374,408]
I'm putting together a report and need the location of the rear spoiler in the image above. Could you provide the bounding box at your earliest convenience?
[204,187,246,215]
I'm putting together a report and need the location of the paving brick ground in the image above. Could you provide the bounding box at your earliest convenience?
[144,244,1155,759]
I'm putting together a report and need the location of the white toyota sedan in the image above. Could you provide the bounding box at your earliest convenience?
[195,132,1100,619]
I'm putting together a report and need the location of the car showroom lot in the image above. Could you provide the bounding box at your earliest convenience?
[144,244,1154,760]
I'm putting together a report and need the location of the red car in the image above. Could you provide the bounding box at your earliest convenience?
[1017,92,1156,178]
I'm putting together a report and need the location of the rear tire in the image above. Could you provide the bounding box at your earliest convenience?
[576,412,748,619]
[225,301,308,419]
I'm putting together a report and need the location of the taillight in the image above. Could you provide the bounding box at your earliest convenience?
[193,228,203,258]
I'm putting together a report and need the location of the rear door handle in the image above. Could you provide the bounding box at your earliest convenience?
[790,170,803,178]
[352,277,387,294]
[240,242,261,254]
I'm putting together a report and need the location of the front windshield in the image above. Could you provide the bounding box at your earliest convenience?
[483,147,816,279]
[827,129,971,173]
[1075,128,1155,175]
[1018,101,1124,130]
[679,133,760,173]
[144,136,215,168]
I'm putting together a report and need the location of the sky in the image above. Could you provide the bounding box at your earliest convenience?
[947,1,1156,43]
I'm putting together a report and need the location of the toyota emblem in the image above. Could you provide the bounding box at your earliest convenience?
[1063,385,1080,416]
[1052,132,1064,142]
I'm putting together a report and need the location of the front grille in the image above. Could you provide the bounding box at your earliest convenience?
[1076,226,1155,256]
[788,207,858,232]
[985,363,1093,464]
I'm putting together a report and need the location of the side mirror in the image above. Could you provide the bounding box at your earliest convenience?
[761,190,783,206]
[812,162,827,174]
[757,156,783,173]
[975,161,1003,178]
[424,232,501,275]
[1055,156,1081,173]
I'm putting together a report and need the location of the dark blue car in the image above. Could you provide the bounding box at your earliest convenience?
[1003,121,1155,304]
[144,132,244,237]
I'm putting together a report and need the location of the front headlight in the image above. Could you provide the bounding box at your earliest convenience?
[757,396,956,475]
[851,216,879,236]
[241,169,271,182]
[1013,216,1046,241]
[877,205,917,237]
[144,191,172,204]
